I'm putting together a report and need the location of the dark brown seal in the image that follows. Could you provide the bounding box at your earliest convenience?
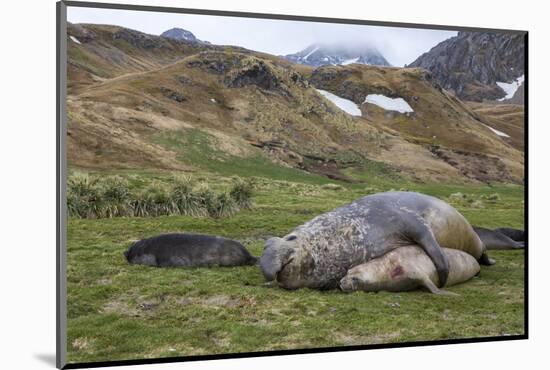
[124,233,257,267]
[473,226,524,250]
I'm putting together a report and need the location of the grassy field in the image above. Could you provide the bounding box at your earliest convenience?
[66,166,525,364]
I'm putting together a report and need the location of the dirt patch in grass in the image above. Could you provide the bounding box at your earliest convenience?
[334,331,402,346]
[72,337,93,352]
[174,294,256,308]
[146,344,208,358]
[101,294,168,316]
[96,278,112,286]
[101,299,140,317]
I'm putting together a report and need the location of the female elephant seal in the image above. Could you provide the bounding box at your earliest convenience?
[124,233,257,267]
[260,191,492,290]
[339,247,480,295]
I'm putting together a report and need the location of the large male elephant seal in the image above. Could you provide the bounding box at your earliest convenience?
[124,233,257,267]
[260,191,492,290]
[473,226,525,250]
[339,247,480,295]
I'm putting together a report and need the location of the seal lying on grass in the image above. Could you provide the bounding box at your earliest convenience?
[473,226,525,250]
[494,227,524,243]
[339,247,480,295]
[260,191,493,290]
[124,233,257,267]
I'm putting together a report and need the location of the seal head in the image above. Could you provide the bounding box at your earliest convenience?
[260,235,318,289]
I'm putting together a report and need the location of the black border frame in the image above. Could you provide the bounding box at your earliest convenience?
[57,1,529,369]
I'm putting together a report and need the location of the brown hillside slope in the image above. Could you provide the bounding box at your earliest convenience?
[69,50,387,175]
[308,64,523,182]
[67,24,523,184]
[466,102,525,151]
[67,23,208,93]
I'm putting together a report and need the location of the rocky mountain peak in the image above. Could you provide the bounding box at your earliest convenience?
[161,28,198,42]
[284,42,391,67]
[408,31,525,102]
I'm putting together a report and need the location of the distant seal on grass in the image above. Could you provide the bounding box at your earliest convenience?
[473,226,525,250]
[259,191,493,290]
[339,247,480,295]
[494,227,524,242]
[124,233,257,267]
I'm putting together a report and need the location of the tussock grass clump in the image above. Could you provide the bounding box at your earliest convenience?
[321,183,344,191]
[67,174,103,219]
[67,173,254,219]
[209,192,238,219]
[364,186,379,195]
[195,183,238,219]
[481,193,501,202]
[100,176,131,218]
[170,176,207,217]
[449,192,467,202]
[132,182,178,217]
[448,192,490,209]
[129,191,149,218]
[229,177,254,209]
[470,200,485,208]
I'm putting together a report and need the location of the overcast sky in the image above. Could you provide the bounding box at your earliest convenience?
[67,6,457,67]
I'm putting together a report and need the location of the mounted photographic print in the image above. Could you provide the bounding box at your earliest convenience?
[56,1,527,368]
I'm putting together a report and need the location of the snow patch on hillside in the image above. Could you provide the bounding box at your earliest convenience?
[497,75,524,101]
[70,35,81,45]
[303,46,319,61]
[341,57,360,65]
[482,124,510,138]
[316,89,362,116]
[363,94,414,113]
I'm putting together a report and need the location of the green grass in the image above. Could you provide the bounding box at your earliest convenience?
[154,129,348,185]
[66,168,524,364]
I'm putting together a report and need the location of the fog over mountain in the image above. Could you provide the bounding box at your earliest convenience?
[67,6,457,66]
[284,41,391,67]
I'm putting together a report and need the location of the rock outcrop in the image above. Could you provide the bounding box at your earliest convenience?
[409,31,525,102]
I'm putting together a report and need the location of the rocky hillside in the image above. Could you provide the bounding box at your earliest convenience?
[160,27,211,45]
[66,23,211,93]
[305,64,523,182]
[284,43,390,67]
[409,31,525,102]
[509,83,524,104]
[161,27,198,42]
[67,24,524,184]
[466,101,525,151]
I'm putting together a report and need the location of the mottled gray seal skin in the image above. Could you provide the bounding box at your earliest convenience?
[494,227,524,242]
[260,191,491,290]
[339,247,480,295]
[473,226,524,250]
[124,233,257,267]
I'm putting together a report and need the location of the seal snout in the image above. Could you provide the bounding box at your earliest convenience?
[259,237,296,282]
[259,237,284,281]
[339,276,359,292]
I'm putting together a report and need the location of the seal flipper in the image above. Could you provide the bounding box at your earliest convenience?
[514,241,525,249]
[402,216,449,288]
[479,252,496,266]
[419,276,459,296]
[473,226,521,251]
